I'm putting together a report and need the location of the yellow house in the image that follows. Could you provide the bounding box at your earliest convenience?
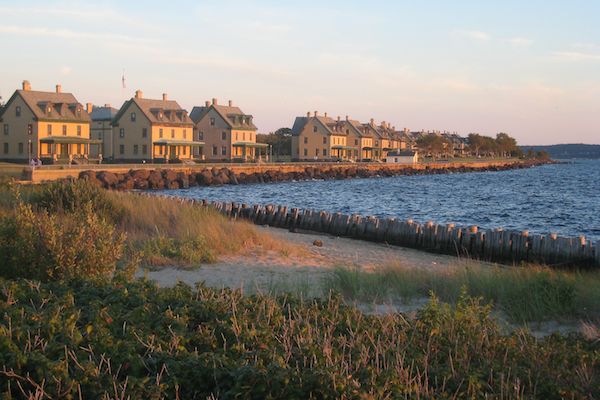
[347,119,375,161]
[190,98,266,162]
[0,80,97,164]
[112,91,201,163]
[291,111,353,161]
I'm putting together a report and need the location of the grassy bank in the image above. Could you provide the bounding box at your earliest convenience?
[0,278,598,399]
[0,180,296,271]
[325,262,600,322]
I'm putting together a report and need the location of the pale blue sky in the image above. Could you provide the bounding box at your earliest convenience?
[1,0,599,144]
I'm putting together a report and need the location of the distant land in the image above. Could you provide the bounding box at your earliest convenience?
[520,144,600,159]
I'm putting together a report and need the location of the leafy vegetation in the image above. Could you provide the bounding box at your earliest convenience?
[0,278,598,399]
[325,263,600,322]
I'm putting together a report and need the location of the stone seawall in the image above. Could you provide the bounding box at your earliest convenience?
[154,195,599,268]
[75,160,548,190]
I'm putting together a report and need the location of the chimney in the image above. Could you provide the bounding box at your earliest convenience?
[345,115,349,121]
[22,80,31,91]
[135,90,143,99]
[381,120,386,127]
[314,110,318,117]
[370,118,375,126]
[55,84,62,93]
[86,103,93,113]
[104,103,111,108]
[324,112,328,118]
[162,93,168,101]
[205,100,210,107]
[228,100,233,107]
[337,116,340,122]
[212,98,218,105]
[307,111,311,117]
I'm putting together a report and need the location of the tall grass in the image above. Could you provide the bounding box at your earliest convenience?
[325,262,600,322]
[0,180,299,270]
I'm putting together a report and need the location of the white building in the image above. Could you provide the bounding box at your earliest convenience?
[384,150,418,164]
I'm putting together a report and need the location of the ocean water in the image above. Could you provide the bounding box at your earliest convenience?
[163,159,600,240]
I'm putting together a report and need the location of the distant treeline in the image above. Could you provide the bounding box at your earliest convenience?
[520,144,600,159]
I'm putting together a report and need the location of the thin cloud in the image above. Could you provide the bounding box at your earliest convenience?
[551,51,600,61]
[456,30,490,41]
[506,37,533,47]
[0,25,160,45]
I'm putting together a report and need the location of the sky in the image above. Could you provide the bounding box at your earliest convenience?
[1,0,599,145]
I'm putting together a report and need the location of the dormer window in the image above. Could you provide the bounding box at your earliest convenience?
[15,106,21,117]
[47,106,52,114]
[159,112,163,119]
[131,112,136,122]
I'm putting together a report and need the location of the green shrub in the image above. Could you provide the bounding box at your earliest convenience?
[31,179,123,221]
[0,200,125,281]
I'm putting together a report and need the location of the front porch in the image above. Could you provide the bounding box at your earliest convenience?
[232,142,269,162]
[153,139,205,163]
[331,145,356,161]
[39,137,103,164]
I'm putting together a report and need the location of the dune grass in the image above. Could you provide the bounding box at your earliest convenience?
[325,262,600,322]
[0,180,299,270]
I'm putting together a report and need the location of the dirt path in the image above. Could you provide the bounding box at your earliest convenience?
[137,225,489,292]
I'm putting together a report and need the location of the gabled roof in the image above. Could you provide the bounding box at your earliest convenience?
[90,106,118,121]
[290,115,343,136]
[0,89,90,123]
[387,150,417,157]
[114,97,193,126]
[190,104,257,131]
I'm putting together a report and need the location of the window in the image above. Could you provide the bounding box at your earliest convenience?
[323,149,327,156]
[183,129,187,139]
[222,131,227,141]
[3,124,8,135]
[212,145,217,156]
[346,129,349,134]
[133,144,138,155]
[142,128,147,138]
[62,125,67,136]
[130,112,136,122]
[119,144,124,155]
[235,132,238,141]
[355,139,358,145]
[3,143,8,154]
[375,140,379,146]
[119,128,125,138]
[313,126,317,133]
[198,131,204,140]
[18,143,23,154]
[183,146,187,156]
[221,146,227,156]
[315,148,319,156]
[323,137,327,144]
[249,133,253,141]
[142,144,147,155]
[47,125,52,135]
[15,106,21,117]
[303,148,307,157]
[77,125,81,136]
[27,124,33,135]
[303,137,308,144]
[210,117,215,126]
[159,128,163,138]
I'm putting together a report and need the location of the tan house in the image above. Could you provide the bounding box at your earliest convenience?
[0,80,98,163]
[112,91,201,163]
[291,111,355,161]
[190,98,265,162]
[90,104,118,159]
[346,119,375,161]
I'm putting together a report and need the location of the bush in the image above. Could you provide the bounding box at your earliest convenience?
[0,200,125,281]
[140,235,216,267]
[31,179,123,221]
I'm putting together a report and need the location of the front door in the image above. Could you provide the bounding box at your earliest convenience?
[169,146,177,160]
[60,144,69,159]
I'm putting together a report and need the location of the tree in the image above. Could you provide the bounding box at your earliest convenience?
[256,128,292,159]
[416,134,450,159]
[495,132,519,157]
